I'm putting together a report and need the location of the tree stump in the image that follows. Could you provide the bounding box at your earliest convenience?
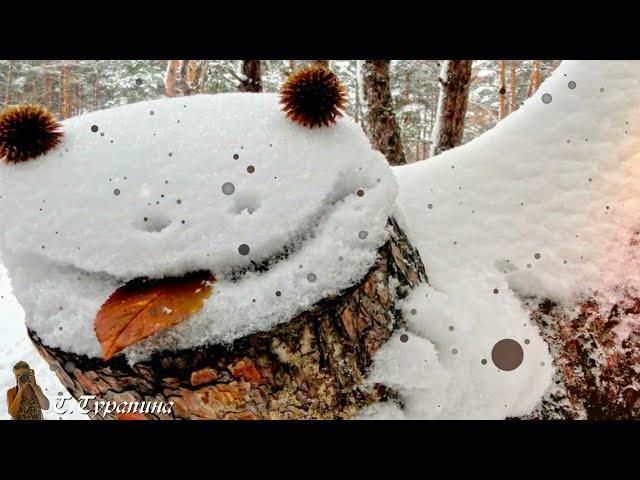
[29,218,427,420]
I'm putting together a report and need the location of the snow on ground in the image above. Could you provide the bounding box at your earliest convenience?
[0,265,85,419]
[358,60,640,419]
[0,93,396,360]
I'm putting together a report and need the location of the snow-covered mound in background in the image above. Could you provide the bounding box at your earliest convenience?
[359,60,640,419]
[0,93,396,359]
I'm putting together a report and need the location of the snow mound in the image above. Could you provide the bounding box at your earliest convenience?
[0,93,397,359]
[369,60,640,419]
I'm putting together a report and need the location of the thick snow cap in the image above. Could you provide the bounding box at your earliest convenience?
[0,93,397,359]
[358,60,640,419]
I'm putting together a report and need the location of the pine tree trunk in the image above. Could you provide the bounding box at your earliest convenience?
[165,60,179,97]
[531,60,541,94]
[4,60,13,107]
[430,60,473,157]
[509,60,519,114]
[29,218,427,420]
[61,66,71,120]
[238,60,262,93]
[362,60,406,166]
[498,60,506,120]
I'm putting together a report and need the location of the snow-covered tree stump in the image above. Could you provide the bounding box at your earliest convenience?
[28,219,426,420]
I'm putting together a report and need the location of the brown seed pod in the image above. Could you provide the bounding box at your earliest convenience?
[280,65,347,128]
[0,105,63,163]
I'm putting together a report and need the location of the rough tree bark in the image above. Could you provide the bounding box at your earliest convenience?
[4,60,13,107]
[60,65,72,120]
[165,60,179,97]
[509,60,519,114]
[498,60,506,120]
[30,218,427,420]
[362,60,406,166]
[238,60,262,93]
[429,60,473,157]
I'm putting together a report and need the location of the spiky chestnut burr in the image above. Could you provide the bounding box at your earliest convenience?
[0,105,63,163]
[280,65,347,128]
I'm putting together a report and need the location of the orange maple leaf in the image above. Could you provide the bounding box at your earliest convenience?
[95,271,215,361]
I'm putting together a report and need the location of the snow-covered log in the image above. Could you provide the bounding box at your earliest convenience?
[29,218,426,419]
[0,92,427,419]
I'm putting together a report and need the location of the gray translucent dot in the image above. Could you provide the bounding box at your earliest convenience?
[113,188,120,196]
[400,334,409,343]
[100,132,104,137]
[238,244,250,255]
[177,199,182,204]
[534,253,541,260]
[358,231,369,240]
[451,348,458,355]
[135,78,143,85]
[149,110,154,115]
[168,152,173,157]
[568,81,576,89]
[307,273,317,283]
[91,125,99,133]
[541,93,552,104]
[540,362,546,366]
[338,256,344,262]
[427,203,433,209]
[410,308,417,315]
[233,153,239,160]
[524,339,531,345]
[481,359,487,365]
[58,391,63,396]
[527,263,532,268]
[275,291,281,297]
[222,182,235,195]
[493,288,499,294]
[449,325,454,331]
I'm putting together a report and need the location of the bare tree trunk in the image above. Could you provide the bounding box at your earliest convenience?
[498,60,506,120]
[430,60,473,157]
[61,65,71,120]
[4,60,13,107]
[509,60,519,114]
[165,60,179,97]
[94,68,100,110]
[178,60,191,96]
[30,219,427,420]
[530,60,541,95]
[362,60,406,166]
[238,60,262,93]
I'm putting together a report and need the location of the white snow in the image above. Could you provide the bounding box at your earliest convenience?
[0,265,86,420]
[0,93,396,360]
[365,60,640,419]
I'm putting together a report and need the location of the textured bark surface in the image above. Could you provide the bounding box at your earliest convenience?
[430,60,473,157]
[524,292,640,420]
[30,218,427,420]
[239,60,262,93]
[362,60,406,166]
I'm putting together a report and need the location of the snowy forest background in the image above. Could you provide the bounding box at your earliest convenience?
[0,60,559,161]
